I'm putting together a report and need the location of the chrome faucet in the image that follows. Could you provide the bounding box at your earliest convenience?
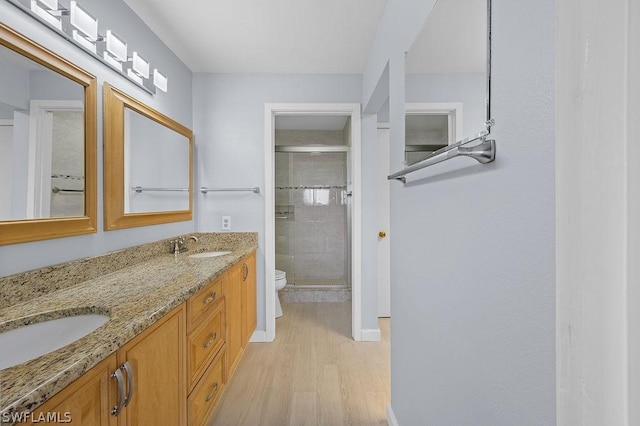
[169,235,198,255]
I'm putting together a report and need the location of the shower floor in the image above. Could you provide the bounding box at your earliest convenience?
[281,286,351,303]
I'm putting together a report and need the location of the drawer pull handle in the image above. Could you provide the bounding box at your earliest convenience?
[203,332,217,348]
[110,368,125,416]
[242,263,248,280]
[121,361,135,408]
[203,292,217,304]
[205,382,219,402]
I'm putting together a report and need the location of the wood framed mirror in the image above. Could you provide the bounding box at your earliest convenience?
[103,83,193,230]
[0,23,97,246]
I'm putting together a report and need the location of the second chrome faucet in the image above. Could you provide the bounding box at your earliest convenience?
[170,235,198,255]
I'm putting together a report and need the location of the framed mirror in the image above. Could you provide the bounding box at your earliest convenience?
[404,0,491,166]
[0,23,97,246]
[103,83,192,230]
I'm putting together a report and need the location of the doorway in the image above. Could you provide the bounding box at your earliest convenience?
[264,103,362,341]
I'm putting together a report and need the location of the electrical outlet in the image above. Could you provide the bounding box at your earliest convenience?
[221,216,231,231]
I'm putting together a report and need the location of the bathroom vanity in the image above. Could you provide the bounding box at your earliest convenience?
[0,233,257,426]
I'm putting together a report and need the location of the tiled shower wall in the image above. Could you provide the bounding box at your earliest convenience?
[50,111,84,217]
[275,130,348,287]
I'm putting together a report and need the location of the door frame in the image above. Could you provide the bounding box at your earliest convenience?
[405,102,464,146]
[27,100,83,218]
[377,123,391,317]
[264,103,362,341]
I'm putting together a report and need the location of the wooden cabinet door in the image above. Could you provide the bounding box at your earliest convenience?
[117,304,186,426]
[20,354,118,426]
[225,262,243,378]
[241,251,257,347]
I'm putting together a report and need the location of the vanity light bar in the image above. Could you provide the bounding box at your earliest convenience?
[153,69,168,92]
[14,0,169,94]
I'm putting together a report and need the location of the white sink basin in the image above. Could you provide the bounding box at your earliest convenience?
[188,251,232,259]
[0,314,109,370]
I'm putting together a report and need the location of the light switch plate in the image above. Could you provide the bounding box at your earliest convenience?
[221,216,231,231]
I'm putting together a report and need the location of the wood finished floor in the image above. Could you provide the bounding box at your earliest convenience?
[207,302,390,426]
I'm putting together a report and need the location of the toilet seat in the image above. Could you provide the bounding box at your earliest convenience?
[275,269,286,280]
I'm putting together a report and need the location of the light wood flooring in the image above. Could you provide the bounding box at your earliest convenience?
[207,302,390,425]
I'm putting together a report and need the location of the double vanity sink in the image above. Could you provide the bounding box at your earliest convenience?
[0,251,232,370]
[188,250,232,259]
[0,232,257,421]
[0,314,110,370]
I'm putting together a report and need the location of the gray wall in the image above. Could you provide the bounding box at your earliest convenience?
[363,0,556,424]
[406,72,486,138]
[0,0,194,276]
[192,73,379,334]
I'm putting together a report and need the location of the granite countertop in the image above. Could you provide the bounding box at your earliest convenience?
[0,233,258,419]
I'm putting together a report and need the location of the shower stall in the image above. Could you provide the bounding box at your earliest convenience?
[274,125,352,301]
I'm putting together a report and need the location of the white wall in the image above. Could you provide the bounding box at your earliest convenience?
[364,0,556,424]
[192,73,380,334]
[557,0,639,423]
[0,0,194,277]
[406,72,486,138]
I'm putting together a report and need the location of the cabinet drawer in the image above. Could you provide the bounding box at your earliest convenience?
[187,276,223,331]
[188,346,226,426]
[188,302,225,387]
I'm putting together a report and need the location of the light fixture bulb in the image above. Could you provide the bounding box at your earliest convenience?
[153,69,168,92]
[126,68,143,85]
[30,0,62,30]
[130,52,150,79]
[105,30,127,62]
[38,0,58,9]
[70,1,98,41]
[72,29,96,54]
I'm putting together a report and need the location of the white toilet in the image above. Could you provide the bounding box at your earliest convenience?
[275,269,287,318]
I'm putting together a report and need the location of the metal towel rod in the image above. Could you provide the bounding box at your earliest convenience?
[388,136,496,183]
[132,186,189,193]
[200,187,261,194]
[52,187,84,194]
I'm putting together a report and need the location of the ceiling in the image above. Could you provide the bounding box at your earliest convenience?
[122,0,388,73]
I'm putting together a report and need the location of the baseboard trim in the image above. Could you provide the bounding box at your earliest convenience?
[249,330,268,343]
[360,327,381,342]
[387,405,399,426]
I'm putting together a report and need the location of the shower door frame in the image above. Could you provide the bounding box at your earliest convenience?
[264,103,362,341]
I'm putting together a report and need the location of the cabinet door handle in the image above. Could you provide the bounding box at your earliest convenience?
[110,368,125,416]
[121,361,135,407]
[203,292,217,304]
[242,263,248,281]
[203,332,217,348]
[205,382,219,402]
